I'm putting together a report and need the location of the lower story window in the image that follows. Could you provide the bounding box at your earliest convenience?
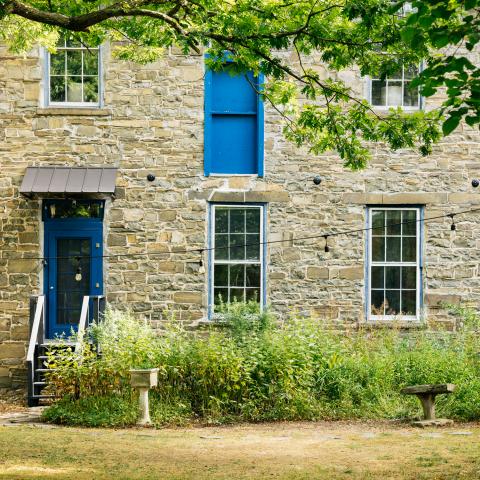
[368,207,422,320]
[210,205,265,312]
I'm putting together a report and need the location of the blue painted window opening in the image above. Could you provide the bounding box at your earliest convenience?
[366,207,423,321]
[43,200,104,338]
[204,65,264,176]
[208,204,267,317]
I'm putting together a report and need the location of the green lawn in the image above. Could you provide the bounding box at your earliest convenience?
[1,422,480,479]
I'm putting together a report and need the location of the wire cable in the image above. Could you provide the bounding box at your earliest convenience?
[8,206,480,262]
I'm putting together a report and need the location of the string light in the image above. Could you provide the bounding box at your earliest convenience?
[75,257,83,281]
[449,214,456,231]
[324,235,330,253]
[198,250,206,274]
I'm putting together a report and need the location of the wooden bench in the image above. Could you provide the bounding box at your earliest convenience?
[401,384,456,424]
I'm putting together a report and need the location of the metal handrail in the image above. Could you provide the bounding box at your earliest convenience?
[27,296,45,363]
[75,295,105,353]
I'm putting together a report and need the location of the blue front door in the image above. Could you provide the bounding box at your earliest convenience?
[44,205,103,339]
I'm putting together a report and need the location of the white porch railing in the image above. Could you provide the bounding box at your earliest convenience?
[75,295,106,353]
[27,295,45,363]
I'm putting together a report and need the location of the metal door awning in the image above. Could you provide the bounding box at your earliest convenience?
[20,166,118,199]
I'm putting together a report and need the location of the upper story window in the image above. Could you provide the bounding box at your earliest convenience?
[367,207,422,321]
[369,65,420,109]
[204,63,264,176]
[210,205,265,315]
[47,38,101,106]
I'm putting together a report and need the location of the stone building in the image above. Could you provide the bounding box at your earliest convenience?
[1,39,480,395]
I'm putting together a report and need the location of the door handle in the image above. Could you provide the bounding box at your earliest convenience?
[50,286,54,290]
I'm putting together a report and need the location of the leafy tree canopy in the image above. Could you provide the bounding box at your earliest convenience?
[0,0,478,169]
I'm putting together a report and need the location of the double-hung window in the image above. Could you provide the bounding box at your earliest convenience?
[210,205,265,313]
[204,64,264,176]
[369,65,420,109]
[368,207,422,320]
[47,37,101,106]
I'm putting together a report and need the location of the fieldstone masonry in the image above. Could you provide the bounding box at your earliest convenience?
[1,42,480,390]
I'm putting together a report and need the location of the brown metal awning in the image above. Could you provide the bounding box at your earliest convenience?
[20,166,118,199]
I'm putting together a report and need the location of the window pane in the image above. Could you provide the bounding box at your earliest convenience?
[230,209,245,233]
[402,267,416,289]
[371,266,384,289]
[50,76,65,102]
[386,237,401,262]
[385,266,400,289]
[372,237,385,262]
[246,234,260,260]
[229,234,245,260]
[50,52,65,75]
[386,210,401,236]
[371,80,386,106]
[385,290,400,315]
[245,265,260,287]
[230,264,245,287]
[387,80,403,106]
[403,82,419,107]
[402,290,417,315]
[66,50,82,75]
[215,209,228,233]
[402,210,417,236]
[214,264,228,286]
[404,65,418,79]
[83,50,98,76]
[246,209,260,233]
[371,290,385,315]
[245,288,260,302]
[230,288,245,302]
[215,234,228,260]
[402,237,416,262]
[66,77,82,102]
[372,211,385,236]
[214,288,228,305]
[83,76,98,103]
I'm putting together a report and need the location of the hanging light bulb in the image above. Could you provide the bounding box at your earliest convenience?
[198,250,206,274]
[449,214,456,231]
[75,257,82,281]
[324,235,330,253]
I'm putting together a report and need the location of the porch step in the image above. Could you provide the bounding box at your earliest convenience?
[33,381,46,386]
[35,368,52,373]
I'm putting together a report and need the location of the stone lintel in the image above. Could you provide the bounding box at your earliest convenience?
[209,190,290,203]
[343,192,448,205]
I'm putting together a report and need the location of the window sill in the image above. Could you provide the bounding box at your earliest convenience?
[361,319,426,330]
[36,107,112,117]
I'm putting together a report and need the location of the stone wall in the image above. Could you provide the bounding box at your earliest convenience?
[1,42,480,390]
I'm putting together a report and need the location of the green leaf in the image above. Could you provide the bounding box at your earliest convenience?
[442,115,461,136]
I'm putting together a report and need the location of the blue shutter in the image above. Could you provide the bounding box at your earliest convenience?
[205,64,264,176]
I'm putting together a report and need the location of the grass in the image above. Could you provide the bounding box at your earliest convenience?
[1,422,480,479]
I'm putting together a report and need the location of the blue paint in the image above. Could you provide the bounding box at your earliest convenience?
[44,210,103,338]
[204,60,264,176]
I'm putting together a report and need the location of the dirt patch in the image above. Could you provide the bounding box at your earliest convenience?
[1,421,480,479]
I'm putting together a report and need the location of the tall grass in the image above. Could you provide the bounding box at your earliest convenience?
[43,303,480,427]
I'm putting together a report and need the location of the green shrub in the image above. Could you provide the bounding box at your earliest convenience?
[43,304,480,427]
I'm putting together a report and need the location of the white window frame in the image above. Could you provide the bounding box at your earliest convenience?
[366,64,422,111]
[367,207,422,321]
[45,41,103,108]
[209,204,265,316]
